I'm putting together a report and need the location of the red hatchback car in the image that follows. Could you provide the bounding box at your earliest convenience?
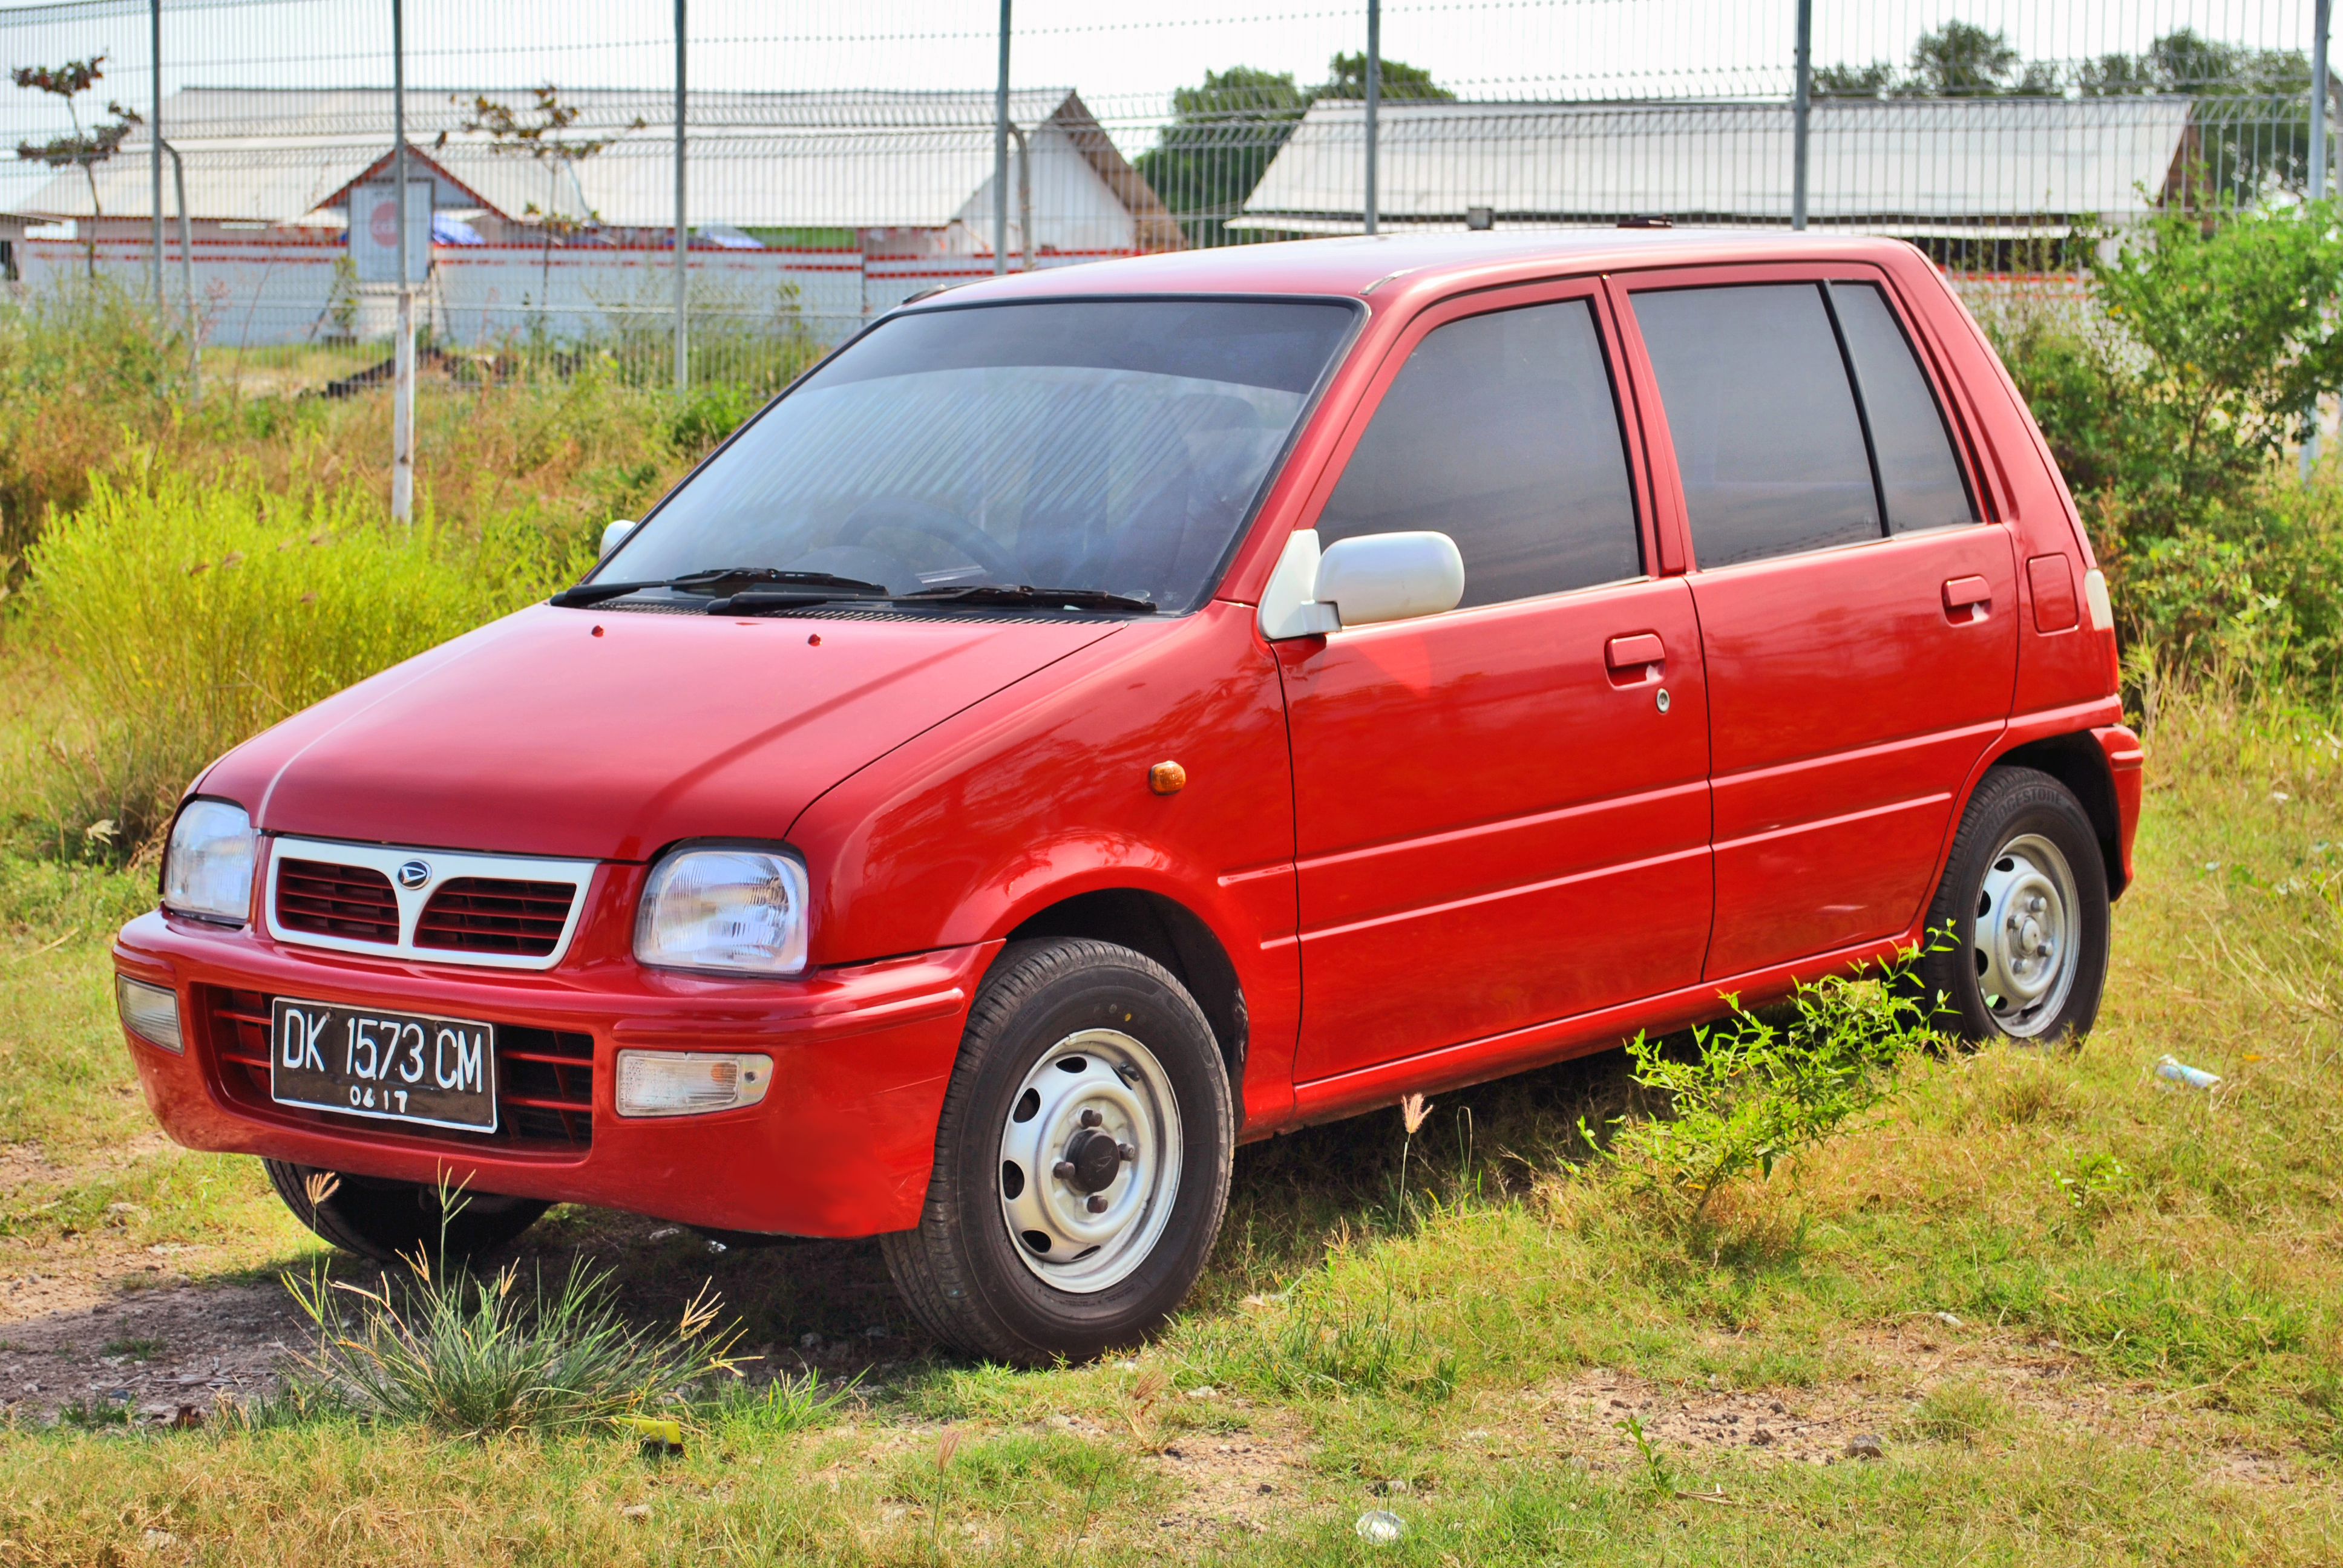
[113,230,2140,1362]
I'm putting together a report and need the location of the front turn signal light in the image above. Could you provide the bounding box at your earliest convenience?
[614,1050,773,1117]
[116,976,185,1053]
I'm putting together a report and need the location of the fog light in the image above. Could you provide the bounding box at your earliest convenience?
[614,1050,772,1117]
[116,976,184,1053]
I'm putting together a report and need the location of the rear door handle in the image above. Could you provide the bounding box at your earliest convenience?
[1942,575,1992,622]
[1605,632,1665,682]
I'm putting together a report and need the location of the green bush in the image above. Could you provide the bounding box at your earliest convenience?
[1581,955,1943,1221]
[18,469,586,850]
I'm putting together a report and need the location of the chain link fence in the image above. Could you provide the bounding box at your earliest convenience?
[0,1,2333,395]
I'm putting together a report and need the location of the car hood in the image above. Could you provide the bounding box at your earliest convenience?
[202,604,1122,862]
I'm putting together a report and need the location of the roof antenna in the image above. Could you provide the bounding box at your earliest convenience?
[1617,215,1674,229]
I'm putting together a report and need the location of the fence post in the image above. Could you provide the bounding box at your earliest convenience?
[1364,0,1380,236]
[1791,0,1811,230]
[166,142,195,405]
[2309,0,2332,484]
[994,0,1011,275]
[391,0,414,524]
[673,0,687,393]
[148,0,162,311]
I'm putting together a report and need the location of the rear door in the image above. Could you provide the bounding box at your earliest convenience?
[1280,280,1712,1083]
[1613,267,2017,978]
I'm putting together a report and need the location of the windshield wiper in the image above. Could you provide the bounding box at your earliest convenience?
[549,567,894,609]
[895,585,1158,614]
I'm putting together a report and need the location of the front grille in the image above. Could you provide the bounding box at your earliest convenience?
[415,877,575,958]
[276,860,399,944]
[203,988,595,1154]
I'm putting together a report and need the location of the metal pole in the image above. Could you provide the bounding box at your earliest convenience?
[673,0,687,391]
[149,0,162,310]
[993,0,1011,275]
[1364,0,1380,235]
[1792,0,1812,230]
[2309,0,2331,483]
[166,141,196,405]
[392,0,414,523]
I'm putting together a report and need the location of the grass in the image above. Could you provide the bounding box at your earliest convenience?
[2,661,2341,1560]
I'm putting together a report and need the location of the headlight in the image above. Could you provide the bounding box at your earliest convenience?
[162,799,256,925]
[634,847,808,975]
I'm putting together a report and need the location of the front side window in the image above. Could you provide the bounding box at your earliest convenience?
[606,299,1357,613]
[1317,298,1642,608]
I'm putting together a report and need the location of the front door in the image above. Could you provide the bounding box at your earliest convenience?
[1614,269,2019,978]
[1280,283,1713,1085]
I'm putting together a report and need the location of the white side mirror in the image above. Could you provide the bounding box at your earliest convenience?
[1312,531,1466,627]
[600,518,638,558]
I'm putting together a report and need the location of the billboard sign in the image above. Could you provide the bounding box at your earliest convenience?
[349,180,433,284]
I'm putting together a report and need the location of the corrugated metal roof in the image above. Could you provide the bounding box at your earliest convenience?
[1233,95,2198,234]
[7,86,1138,230]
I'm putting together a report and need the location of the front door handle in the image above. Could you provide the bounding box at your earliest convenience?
[1593,628,1668,675]
[1942,575,1992,623]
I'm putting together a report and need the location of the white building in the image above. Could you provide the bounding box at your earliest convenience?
[7,86,1179,351]
[1234,94,2201,255]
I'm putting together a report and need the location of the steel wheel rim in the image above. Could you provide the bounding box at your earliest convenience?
[996,1028,1182,1295]
[1972,831,2081,1039]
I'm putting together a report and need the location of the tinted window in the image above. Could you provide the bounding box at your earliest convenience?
[1830,282,1975,532]
[1633,283,1878,569]
[1317,299,1640,607]
[606,300,1355,614]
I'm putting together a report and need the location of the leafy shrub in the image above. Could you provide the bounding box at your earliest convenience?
[1582,955,1943,1221]
[18,469,585,849]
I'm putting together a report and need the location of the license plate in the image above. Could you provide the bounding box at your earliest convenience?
[270,998,498,1132]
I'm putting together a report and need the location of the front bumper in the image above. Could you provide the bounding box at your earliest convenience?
[112,909,991,1238]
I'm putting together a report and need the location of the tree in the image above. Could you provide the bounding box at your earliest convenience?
[11,54,142,278]
[458,85,644,310]
[1318,53,1453,101]
[1135,55,1449,247]
[1903,21,2024,97]
[1813,61,1897,99]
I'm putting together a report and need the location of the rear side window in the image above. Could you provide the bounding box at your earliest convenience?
[1317,298,1641,608]
[1631,284,1878,569]
[1829,282,1976,532]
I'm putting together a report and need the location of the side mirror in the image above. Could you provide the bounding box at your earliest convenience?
[1257,529,1467,639]
[1314,532,1466,627]
[599,518,638,558]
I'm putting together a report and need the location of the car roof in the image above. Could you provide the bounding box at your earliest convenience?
[909,229,1928,310]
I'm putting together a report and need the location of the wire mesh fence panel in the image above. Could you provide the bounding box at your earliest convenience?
[0,1,2334,397]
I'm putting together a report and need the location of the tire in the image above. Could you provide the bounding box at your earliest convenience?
[263,1160,549,1263]
[1916,766,2110,1045]
[880,938,1234,1365]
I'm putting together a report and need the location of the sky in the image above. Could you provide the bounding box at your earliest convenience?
[1,0,2327,212]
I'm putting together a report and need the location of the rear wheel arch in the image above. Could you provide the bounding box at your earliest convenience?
[1001,888,1247,1116]
[1986,732,2126,897]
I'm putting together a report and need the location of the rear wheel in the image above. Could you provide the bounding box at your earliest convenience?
[1917,766,2110,1044]
[263,1160,548,1263]
[880,938,1233,1365]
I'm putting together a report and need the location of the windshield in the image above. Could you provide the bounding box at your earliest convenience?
[603,298,1357,613]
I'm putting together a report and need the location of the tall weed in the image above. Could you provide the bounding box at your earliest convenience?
[1581,955,1944,1222]
[18,469,585,848]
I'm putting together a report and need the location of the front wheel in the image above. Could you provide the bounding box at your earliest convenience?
[1916,766,2111,1044]
[880,938,1233,1365]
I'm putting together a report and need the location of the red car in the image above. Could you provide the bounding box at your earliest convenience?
[113,230,2140,1363]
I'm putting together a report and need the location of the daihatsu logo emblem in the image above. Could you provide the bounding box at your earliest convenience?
[396,860,432,889]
